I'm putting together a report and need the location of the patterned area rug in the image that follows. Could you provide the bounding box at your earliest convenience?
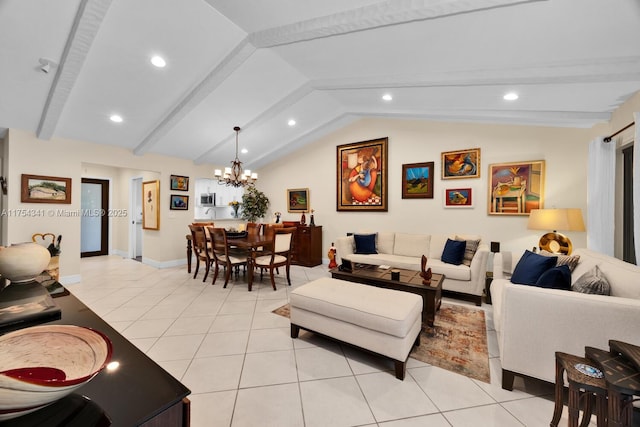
[272,302,490,383]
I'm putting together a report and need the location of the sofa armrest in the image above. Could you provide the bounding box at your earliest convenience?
[335,236,354,264]
[498,283,640,384]
[493,251,521,279]
[467,245,489,295]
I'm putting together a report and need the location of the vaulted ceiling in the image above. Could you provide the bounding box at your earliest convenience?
[1,0,639,170]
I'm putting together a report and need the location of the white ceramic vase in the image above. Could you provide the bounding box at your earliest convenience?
[0,243,51,283]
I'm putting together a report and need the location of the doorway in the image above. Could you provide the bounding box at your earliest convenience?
[130,177,143,261]
[81,178,109,257]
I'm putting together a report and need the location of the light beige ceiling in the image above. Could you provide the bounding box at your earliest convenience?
[1,0,639,170]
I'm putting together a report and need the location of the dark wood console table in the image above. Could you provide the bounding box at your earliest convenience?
[292,225,322,267]
[0,289,191,426]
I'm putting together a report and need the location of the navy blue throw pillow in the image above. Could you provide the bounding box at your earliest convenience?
[354,233,377,254]
[441,238,466,265]
[535,265,572,290]
[511,250,557,285]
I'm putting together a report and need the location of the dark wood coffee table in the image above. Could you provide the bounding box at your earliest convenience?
[330,264,443,326]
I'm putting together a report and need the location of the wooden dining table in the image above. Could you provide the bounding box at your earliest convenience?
[226,233,271,291]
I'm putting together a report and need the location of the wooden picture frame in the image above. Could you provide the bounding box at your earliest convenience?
[287,188,309,212]
[142,180,160,229]
[170,194,189,210]
[488,160,545,216]
[337,137,388,211]
[21,174,72,204]
[170,175,189,191]
[441,148,481,179]
[444,187,473,208]
[402,162,434,199]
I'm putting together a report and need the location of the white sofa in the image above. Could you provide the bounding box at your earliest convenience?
[335,232,489,305]
[491,248,640,390]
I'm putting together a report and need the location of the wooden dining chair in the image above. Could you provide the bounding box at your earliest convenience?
[246,222,262,237]
[188,224,213,282]
[208,226,248,287]
[252,226,296,290]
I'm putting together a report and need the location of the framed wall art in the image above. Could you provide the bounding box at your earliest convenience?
[287,188,309,212]
[488,160,545,216]
[444,188,473,208]
[142,180,160,229]
[442,148,480,179]
[402,162,434,199]
[21,174,72,204]
[336,137,388,211]
[170,175,189,191]
[170,194,189,210]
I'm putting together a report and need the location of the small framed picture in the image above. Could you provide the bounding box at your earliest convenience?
[170,195,189,210]
[441,148,481,179]
[444,188,473,208]
[402,162,434,199]
[170,175,189,191]
[21,174,72,204]
[142,180,160,230]
[287,188,309,212]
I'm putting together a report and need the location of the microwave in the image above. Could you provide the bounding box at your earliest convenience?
[200,193,215,205]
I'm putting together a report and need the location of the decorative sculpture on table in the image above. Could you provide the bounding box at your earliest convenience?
[420,255,432,285]
[328,243,337,269]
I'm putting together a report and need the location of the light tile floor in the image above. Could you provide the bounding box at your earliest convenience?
[69,256,602,427]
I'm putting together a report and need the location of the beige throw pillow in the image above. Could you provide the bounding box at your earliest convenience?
[539,249,580,272]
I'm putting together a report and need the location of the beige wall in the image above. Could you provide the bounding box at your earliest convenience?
[4,129,215,282]
[257,118,598,257]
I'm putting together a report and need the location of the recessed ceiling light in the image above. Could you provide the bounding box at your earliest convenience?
[241,148,248,154]
[110,114,123,123]
[288,119,296,126]
[382,94,393,101]
[150,55,166,68]
[503,92,519,101]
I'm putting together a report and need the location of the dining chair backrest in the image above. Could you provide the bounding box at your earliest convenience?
[188,225,206,252]
[247,222,262,237]
[208,227,228,257]
[274,227,296,254]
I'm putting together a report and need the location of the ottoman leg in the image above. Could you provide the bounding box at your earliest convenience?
[290,324,300,339]
[395,359,406,380]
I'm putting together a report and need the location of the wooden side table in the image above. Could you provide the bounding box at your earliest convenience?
[586,346,640,427]
[550,352,607,427]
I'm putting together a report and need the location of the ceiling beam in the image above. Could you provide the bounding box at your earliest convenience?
[193,82,315,164]
[37,0,113,140]
[249,0,546,48]
[312,56,640,90]
[133,38,256,155]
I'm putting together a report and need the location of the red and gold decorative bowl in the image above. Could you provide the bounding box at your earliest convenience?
[0,325,112,420]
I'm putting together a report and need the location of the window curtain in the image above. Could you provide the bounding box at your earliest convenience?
[587,137,615,255]
[634,113,640,261]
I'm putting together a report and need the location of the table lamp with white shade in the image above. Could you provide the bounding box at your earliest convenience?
[527,208,586,255]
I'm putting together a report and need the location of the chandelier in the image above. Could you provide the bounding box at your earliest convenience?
[214,126,257,187]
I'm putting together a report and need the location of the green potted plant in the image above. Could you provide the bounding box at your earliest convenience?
[240,186,270,222]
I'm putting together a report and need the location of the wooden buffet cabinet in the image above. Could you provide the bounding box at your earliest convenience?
[291,225,323,267]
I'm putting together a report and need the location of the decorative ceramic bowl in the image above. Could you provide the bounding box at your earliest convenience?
[0,325,113,420]
[0,243,51,283]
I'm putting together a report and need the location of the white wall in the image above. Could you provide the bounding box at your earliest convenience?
[256,118,598,258]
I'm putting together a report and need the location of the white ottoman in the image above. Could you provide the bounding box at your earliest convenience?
[290,277,423,380]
